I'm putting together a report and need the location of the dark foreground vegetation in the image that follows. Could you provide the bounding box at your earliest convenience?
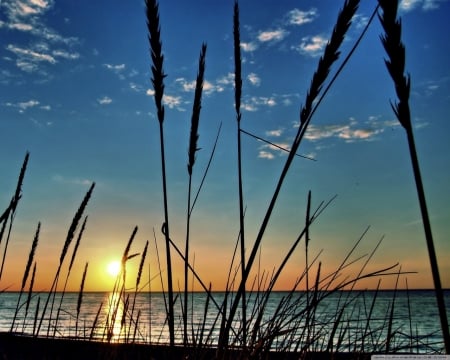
[0,0,448,358]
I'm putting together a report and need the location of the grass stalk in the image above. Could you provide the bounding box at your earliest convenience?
[33,296,40,336]
[76,262,88,337]
[185,42,207,346]
[145,0,174,346]
[0,152,29,281]
[89,301,103,341]
[233,1,248,347]
[128,240,148,342]
[54,215,88,336]
[23,262,37,332]
[222,1,361,349]
[36,182,95,337]
[377,0,450,352]
[11,221,40,332]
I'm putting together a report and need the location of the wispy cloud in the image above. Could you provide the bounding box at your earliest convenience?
[292,35,328,57]
[52,49,79,60]
[4,99,52,113]
[352,13,369,29]
[52,174,93,187]
[98,96,112,105]
[146,89,185,111]
[241,42,258,52]
[103,63,126,80]
[258,151,275,160]
[304,117,400,143]
[257,29,289,43]
[7,44,56,64]
[287,8,318,25]
[242,96,276,112]
[217,73,234,87]
[257,141,293,160]
[266,129,283,137]
[2,0,80,74]
[104,63,125,71]
[162,95,184,110]
[175,78,222,95]
[247,73,261,86]
[399,0,446,11]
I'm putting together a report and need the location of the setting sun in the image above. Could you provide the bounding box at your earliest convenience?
[106,260,121,277]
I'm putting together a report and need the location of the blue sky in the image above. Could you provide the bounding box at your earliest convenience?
[1,0,449,291]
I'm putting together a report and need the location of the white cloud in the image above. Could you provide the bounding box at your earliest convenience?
[176,78,221,95]
[4,99,53,113]
[241,42,258,52]
[287,8,318,25]
[52,174,93,187]
[304,117,395,143]
[104,63,126,71]
[98,96,112,105]
[258,151,275,160]
[8,22,34,31]
[18,99,40,110]
[352,14,369,29]
[293,35,328,57]
[146,89,185,110]
[399,0,444,11]
[338,128,382,141]
[257,29,288,43]
[163,95,183,109]
[247,73,261,86]
[266,129,283,137]
[217,73,234,86]
[3,0,53,19]
[52,49,79,60]
[7,44,56,63]
[242,96,277,112]
[130,82,143,92]
[399,0,422,11]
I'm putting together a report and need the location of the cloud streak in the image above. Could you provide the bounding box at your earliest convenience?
[287,8,318,25]
[292,35,328,57]
[399,0,446,11]
[304,117,400,143]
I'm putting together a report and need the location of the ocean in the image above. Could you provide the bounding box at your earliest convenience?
[0,290,448,353]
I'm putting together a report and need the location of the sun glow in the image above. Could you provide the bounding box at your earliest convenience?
[106,260,121,277]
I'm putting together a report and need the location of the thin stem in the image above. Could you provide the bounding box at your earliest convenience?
[233,0,247,347]
[146,0,174,346]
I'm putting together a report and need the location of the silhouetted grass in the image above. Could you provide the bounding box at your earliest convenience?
[145,0,175,346]
[0,0,448,358]
[378,0,450,352]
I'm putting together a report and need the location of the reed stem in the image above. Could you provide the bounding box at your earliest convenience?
[145,0,174,346]
[378,0,450,352]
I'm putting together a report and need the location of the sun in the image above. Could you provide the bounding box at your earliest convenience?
[106,260,121,277]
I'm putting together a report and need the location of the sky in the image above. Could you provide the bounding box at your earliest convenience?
[0,0,449,292]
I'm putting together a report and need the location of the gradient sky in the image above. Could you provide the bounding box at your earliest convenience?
[1,0,449,292]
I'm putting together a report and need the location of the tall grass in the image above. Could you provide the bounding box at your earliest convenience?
[184,43,207,346]
[36,182,95,337]
[0,152,29,281]
[10,222,40,332]
[377,0,450,353]
[220,0,361,352]
[145,0,175,346]
[232,0,248,347]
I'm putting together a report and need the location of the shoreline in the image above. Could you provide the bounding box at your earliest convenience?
[0,332,378,360]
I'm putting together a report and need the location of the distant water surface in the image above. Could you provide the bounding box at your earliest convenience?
[0,290,448,353]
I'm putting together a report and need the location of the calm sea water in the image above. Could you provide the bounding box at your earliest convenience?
[0,290,448,353]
